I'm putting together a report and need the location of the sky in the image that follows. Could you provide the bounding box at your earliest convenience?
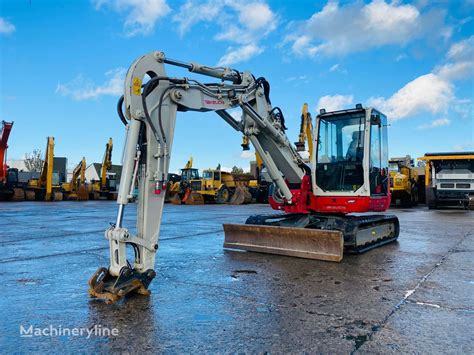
[1,0,473,173]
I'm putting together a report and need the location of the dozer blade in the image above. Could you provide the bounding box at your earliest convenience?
[185,191,205,205]
[223,224,343,262]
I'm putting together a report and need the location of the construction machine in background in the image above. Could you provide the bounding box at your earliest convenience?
[89,138,118,200]
[0,121,25,201]
[248,153,270,203]
[88,51,398,303]
[187,165,252,205]
[168,157,200,204]
[388,155,420,206]
[294,103,314,162]
[418,152,474,209]
[62,157,88,200]
[26,137,63,201]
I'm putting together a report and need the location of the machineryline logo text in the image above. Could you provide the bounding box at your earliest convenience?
[20,324,119,339]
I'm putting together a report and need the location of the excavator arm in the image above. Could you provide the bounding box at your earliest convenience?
[294,103,313,161]
[38,137,55,201]
[0,121,14,184]
[89,51,308,303]
[100,138,113,190]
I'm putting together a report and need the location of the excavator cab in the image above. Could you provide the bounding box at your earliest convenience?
[312,106,390,212]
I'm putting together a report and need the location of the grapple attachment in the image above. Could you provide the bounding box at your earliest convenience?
[223,224,344,262]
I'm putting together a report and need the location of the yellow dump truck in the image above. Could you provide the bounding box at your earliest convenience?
[389,156,419,206]
[189,168,237,204]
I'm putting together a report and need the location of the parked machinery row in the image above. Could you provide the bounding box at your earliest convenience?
[166,158,253,205]
[0,122,117,202]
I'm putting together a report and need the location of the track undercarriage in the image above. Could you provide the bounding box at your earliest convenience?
[223,213,399,261]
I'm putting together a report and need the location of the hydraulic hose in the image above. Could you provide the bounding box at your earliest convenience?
[117,95,128,126]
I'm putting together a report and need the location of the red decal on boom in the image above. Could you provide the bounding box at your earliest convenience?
[204,99,225,105]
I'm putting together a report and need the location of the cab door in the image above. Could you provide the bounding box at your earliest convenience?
[369,111,389,196]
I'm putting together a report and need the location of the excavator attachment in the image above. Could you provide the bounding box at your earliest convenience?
[77,185,89,201]
[88,267,156,304]
[185,191,205,205]
[223,224,344,262]
[12,188,25,201]
[229,185,253,205]
[170,192,183,205]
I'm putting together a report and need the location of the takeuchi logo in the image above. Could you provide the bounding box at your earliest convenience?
[204,99,225,105]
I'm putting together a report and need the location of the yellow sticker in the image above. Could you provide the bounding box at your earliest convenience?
[132,77,142,96]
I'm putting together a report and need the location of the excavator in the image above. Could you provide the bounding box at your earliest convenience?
[89,138,118,200]
[0,121,23,200]
[295,103,314,162]
[88,51,399,303]
[26,137,63,201]
[62,157,88,200]
[168,157,201,204]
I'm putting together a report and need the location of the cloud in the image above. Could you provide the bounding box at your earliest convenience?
[174,1,276,65]
[435,35,474,81]
[286,75,308,82]
[317,94,353,112]
[0,18,15,34]
[367,36,473,121]
[395,53,408,62]
[240,150,254,159]
[217,44,264,66]
[435,61,474,81]
[417,118,450,130]
[453,142,474,152]
[329,64,339,72]
[286,1,449,57]
[446,35,474,61]
[94,0,170,36]
[368,74,454,120]
[56,68,125,100]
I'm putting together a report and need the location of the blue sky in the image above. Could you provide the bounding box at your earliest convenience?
[1,0,473,173]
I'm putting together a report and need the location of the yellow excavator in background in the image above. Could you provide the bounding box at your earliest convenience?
[62,157,88,200]
[26,137,63,201]
[89,138,118,200]
[294,103,313,162]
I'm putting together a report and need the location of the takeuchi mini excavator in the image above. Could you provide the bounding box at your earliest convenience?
[88,51,399,303]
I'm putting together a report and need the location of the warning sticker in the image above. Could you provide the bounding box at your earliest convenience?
[132,77,142,96]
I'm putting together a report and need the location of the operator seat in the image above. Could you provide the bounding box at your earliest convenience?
[346,131,364,161]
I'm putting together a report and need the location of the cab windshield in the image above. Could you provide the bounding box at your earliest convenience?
[317,114,365,164]
[388,162,399,172]
[202,171,213,179]
[181,168,199,181]
[316,113,365,191]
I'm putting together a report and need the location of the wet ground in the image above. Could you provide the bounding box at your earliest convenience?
[1,201,473,353]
